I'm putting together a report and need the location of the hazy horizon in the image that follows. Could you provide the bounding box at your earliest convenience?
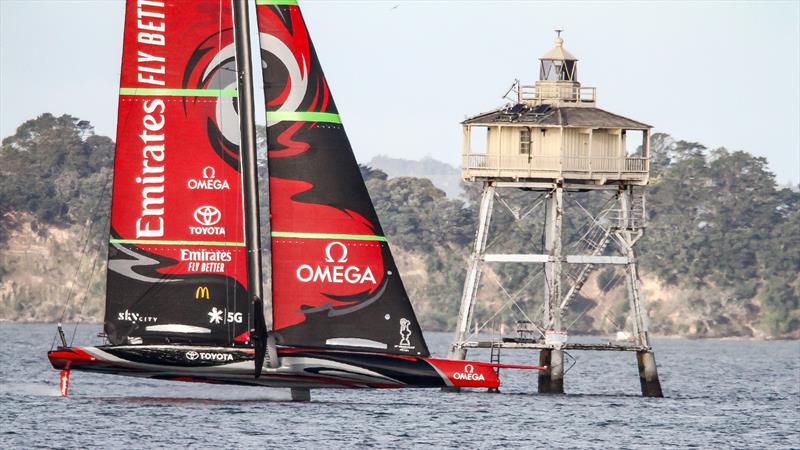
[1,0,798,184]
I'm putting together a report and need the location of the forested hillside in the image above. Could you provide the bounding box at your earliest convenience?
[368,155,463,199]
[1,114,798,338]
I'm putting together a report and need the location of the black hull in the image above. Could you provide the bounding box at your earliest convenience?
[48,345,505,390]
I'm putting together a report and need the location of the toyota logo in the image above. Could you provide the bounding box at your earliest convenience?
[193,206,221,226]
[185,351,199,361]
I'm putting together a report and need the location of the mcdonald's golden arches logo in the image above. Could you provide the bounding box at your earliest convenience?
[195,286,210,300]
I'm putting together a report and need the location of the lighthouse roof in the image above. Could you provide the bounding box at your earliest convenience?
[540,34,577,61]
[462,104,651,129]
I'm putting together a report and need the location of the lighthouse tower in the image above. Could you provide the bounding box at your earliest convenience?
[448,31,662,397]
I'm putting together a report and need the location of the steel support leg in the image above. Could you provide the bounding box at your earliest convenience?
[445,184,494,393]
[636,351,663,397]
[537,348,564,394]
[448,184,495,360]
[539,187,565,394]
[618,187,663,397]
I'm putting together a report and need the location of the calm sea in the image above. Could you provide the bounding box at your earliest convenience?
[1,324,798,449]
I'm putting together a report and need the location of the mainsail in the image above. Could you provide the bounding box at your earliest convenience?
[105,0,250,346]
[256,1,430,356]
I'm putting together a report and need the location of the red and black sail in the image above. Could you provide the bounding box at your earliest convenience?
[104,0,250,346]
[256,0,430,356]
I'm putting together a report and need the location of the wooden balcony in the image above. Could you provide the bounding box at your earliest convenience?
[462,153,649,184]
[518,84,596,106]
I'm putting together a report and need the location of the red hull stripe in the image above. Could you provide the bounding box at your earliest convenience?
[271,231,386,242]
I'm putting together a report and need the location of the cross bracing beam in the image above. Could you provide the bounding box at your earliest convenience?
[483,254,628,264]
[458,341,649,352]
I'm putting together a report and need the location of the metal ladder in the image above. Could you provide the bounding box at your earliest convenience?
[560,219,614,311]
[488,343,501,393]
[628,187,646,230]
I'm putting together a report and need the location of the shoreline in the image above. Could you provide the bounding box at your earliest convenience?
[2,320,797,341]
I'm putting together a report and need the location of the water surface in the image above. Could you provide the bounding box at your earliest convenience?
[1,324,798,448]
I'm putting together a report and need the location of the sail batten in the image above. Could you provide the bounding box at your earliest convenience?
[271,232,387,242]
[267,112,342,123]
[257,2,430,356]
[119,88,238,97]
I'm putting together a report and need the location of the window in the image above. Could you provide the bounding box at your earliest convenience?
[520,128,531,155]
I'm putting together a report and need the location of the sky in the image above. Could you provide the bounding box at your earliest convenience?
[1,1,798,185]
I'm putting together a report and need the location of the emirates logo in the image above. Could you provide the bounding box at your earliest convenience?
[193,206,221,226]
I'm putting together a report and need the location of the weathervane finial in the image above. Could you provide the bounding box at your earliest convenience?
[554,28,564,45]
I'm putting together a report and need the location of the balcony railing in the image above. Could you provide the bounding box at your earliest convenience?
[462,154,649,180]
[518,85,596,104]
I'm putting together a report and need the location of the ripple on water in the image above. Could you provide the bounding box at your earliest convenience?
[1,325,799,449]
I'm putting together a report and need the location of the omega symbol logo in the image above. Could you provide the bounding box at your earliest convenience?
[202,166,216,179]
[324,241,348,263]
[185,351,199,361]
[464,364,474,374]
[193,206,221,226]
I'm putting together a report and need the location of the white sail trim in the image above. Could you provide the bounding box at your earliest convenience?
[324,338,387,349]
[145,324,212,334]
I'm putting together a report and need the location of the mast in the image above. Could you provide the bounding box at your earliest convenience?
[232,0,268,374]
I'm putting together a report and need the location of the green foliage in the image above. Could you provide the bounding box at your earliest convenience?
[640,135,799,335]
[367,176,473,252]
[359,164,388,182]
[0,114,113,240]
[0,115,797,336]
[596,267,617,293]
[758,276,800,336]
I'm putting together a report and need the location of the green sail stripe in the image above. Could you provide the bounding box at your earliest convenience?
[267,111,342,124]
[110,239,245,247]
[255,0,298,5]
[271,231,387,242]
[119,88,238,97]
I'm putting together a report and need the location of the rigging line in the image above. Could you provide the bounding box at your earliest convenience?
[601,270,624,293]
[493,192,520,221]
[465,265,534,341]
[51,166,113,351]
[571,193,615,226]
[69,237,105,346]
[510,298,542,337]
[484,191,546,254]
[518,193,547,221]
[468,297,515,341]
[486,269,545,338]
[565,302,594,331]
[601,310,622,331]
[68,172,113,346]
[563,351,577,374]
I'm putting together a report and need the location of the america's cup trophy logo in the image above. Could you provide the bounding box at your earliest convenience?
[397,318,414,352]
